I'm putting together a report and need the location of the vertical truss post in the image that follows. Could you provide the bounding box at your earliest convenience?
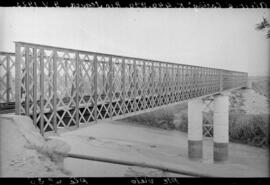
[75,51,80,128]
[127,63,130,98]
[171,65,174,103]
[102,61,105,93]
[190,67,193,98]
[171,64,175,103]
[185,66,188,98]
[151,61,154,108]
[121,59,126,114]
[112,63,115,97]
[109,56,113,118]
[202,68,205,96]
[178,65,182,101]
[205,68,208,94]
[133,60,137,112]
[181,65,184,99]
[175,65,178,101]
[188,66,191,99]
[15,43,22,115]
[52,49,57,133]
[203,68,207,96]
[188,67,191,98]
[180,65,183,99]
[212,70,216,93]
[171,65,173,101]
[93,55,98,122]
[33,48,37,127]
[194,67,200,97]
[184,65,189,100]
[184,66,187,100]
[25,46,30,116]
[209,68,211,94]
[6,54,10,103]
[219,70,223,92]
[191,67,194,98]
[196,67,199,96]
[177,65,180,99]
[158,62,162,106]
[180,65,183,101]
[199,68,202,96]
[40,48,45,136]
[64,58,68,97]
[185,66,189,100]
[49,56,52,99]
[200,67,203,96]
[194,67,197,97]
[165,63,169,104]
[168,64,171,103]
[195,67,198,97]
[142,61,146,110]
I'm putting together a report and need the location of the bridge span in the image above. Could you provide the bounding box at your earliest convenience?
[0,41,248,163]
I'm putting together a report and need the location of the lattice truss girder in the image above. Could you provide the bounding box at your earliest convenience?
[0,52,15,104]
[14,42,248,134]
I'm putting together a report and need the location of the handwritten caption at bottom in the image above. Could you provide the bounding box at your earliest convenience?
[131,177,180,185]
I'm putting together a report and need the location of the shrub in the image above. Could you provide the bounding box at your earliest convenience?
[178,113,188,132]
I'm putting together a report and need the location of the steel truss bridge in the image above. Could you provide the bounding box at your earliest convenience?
[0,42,248,135]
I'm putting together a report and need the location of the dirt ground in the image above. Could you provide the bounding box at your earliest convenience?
[48,120,268,177]
[0,115,69,177]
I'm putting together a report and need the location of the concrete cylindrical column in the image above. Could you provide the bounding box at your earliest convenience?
[213,95,229,162]
[188,98,203,160]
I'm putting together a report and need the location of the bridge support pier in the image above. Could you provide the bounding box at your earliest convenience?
[213,95,229,162]
[188,98,203,161]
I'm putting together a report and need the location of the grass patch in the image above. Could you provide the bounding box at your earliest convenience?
[123,108,176,130]
[252,79,270,99]
[229,113,269,147]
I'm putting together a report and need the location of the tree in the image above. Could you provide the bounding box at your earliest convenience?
[255,17,270,39]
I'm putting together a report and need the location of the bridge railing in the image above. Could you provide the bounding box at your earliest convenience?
[0,52,15,109]
[13,42,248,135]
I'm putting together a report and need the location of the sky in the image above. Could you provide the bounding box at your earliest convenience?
[0,8,269,76]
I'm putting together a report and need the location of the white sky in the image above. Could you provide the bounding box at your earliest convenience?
[0,8,269,76]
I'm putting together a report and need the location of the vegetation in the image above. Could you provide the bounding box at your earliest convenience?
[122,103,187,130]
[123,108,176,130]
[122,98,269,148]
[229,113,269,147]
[256,17,270,39]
